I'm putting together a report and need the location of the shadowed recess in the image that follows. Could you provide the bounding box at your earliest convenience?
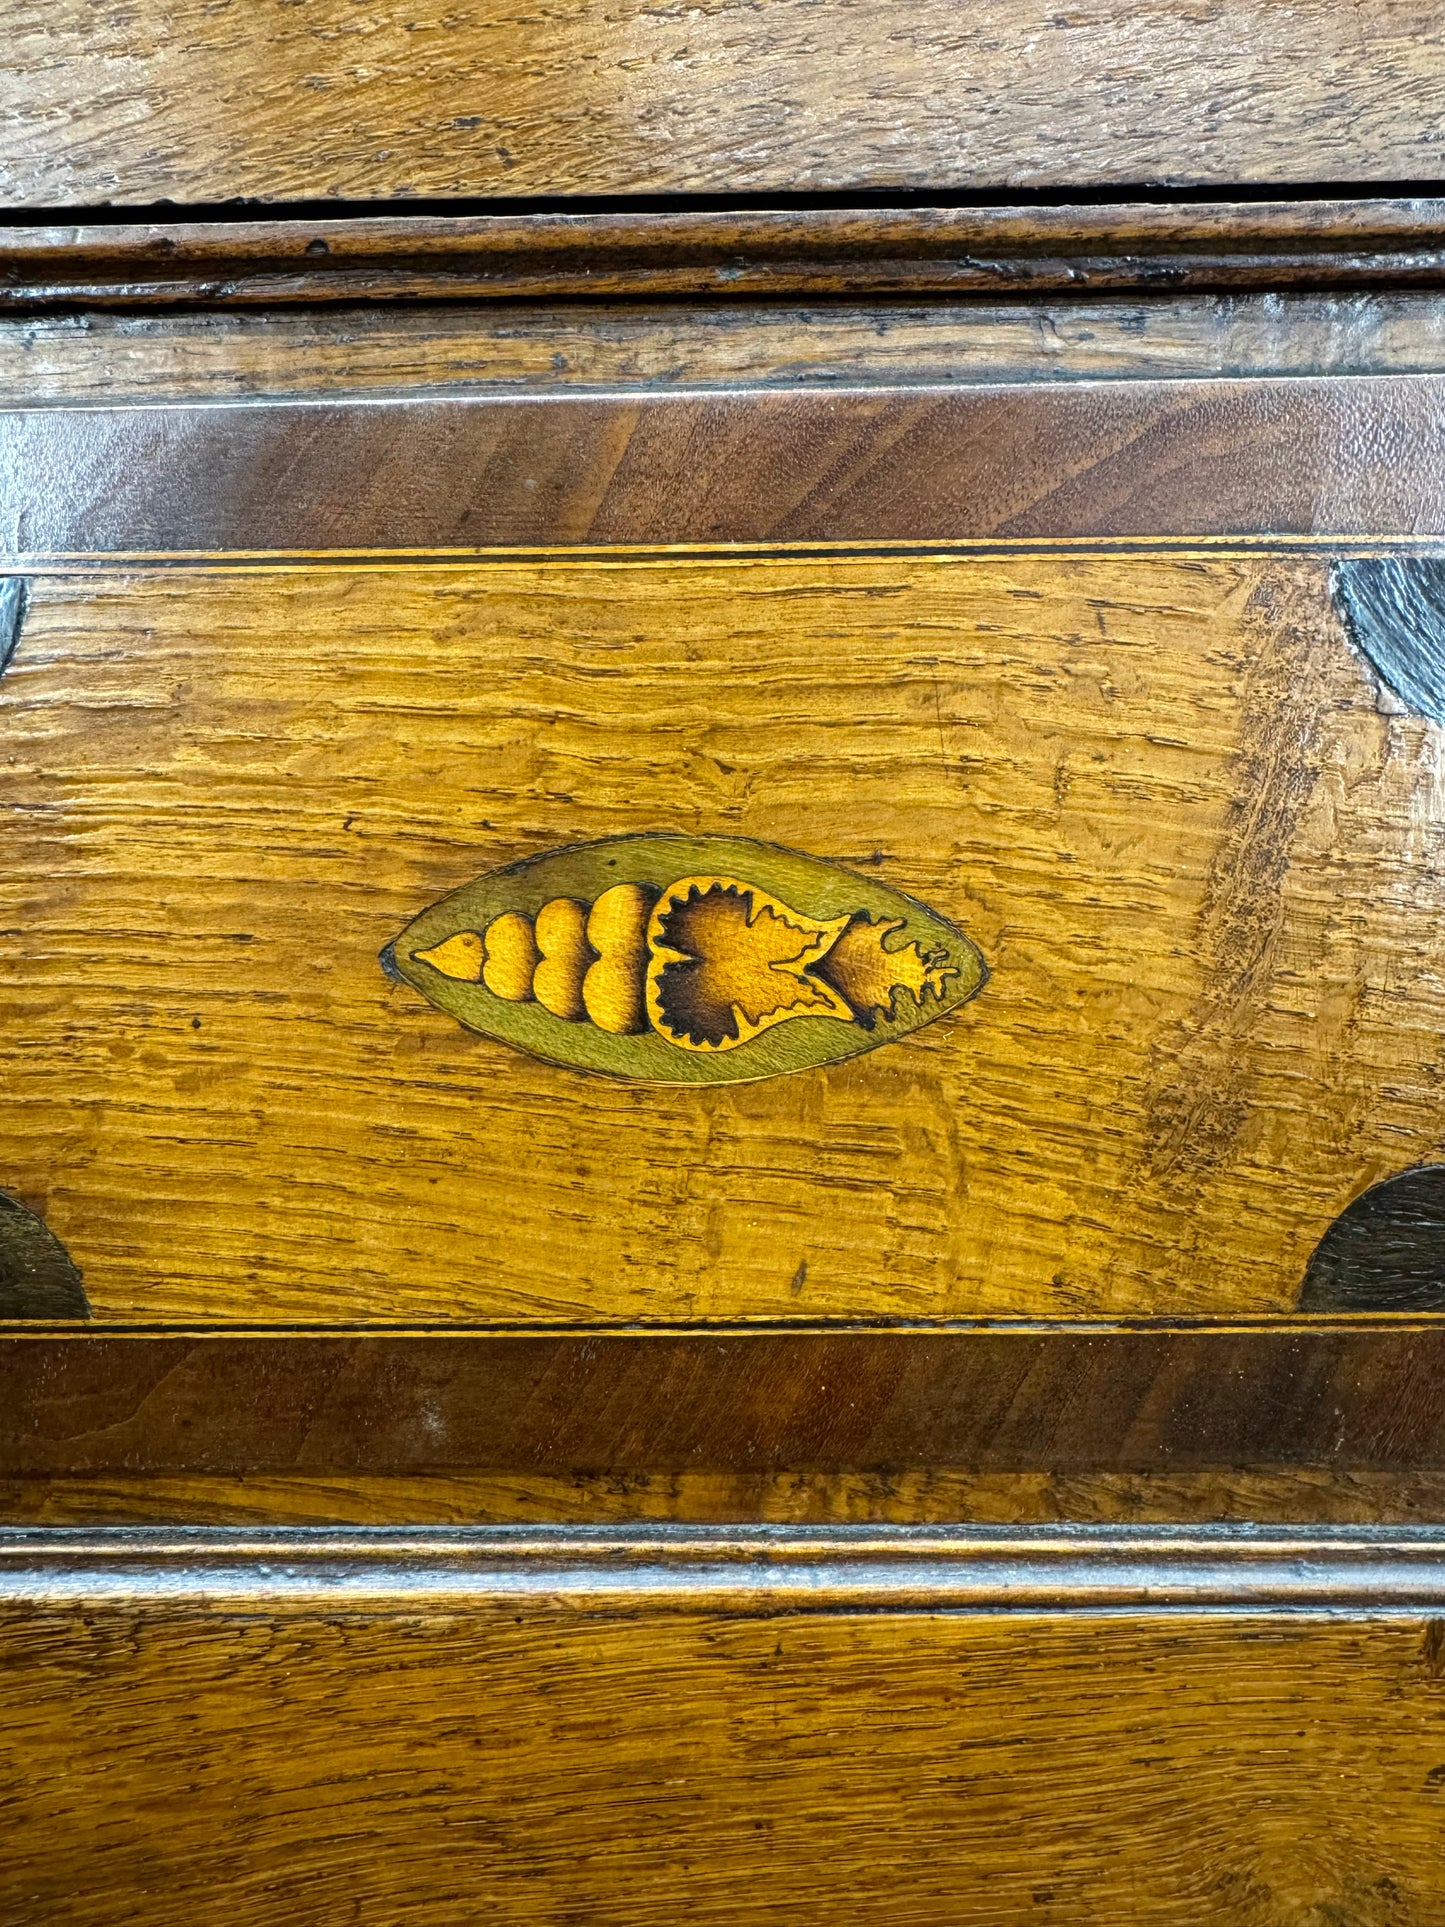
[1299,1166,1445,1312]
[0,1193,88,1319]
[0,576,26,676]
[1331,556,1445,723]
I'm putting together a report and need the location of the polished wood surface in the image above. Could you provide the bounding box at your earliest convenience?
[5,2,1445,204]
[6,548,1445,1320]
[10,1329,1445,1528]
[4,1527,1445,1925]
[8,379,1445,554]
[7,21,1445,1911]
[22,1467,1445,1529]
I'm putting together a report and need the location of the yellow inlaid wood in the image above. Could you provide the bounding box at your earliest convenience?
[530,897,590,1021]
[583,882,655,1035]
[480,913,539,1000]
[412,930,485,984]
[644,876,854,1052]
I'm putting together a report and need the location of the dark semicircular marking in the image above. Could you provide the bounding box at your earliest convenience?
[0,576,28,678]
[1299,1166,1445,1312]
[0,1192,89,1319]
[1331,556,1445,724]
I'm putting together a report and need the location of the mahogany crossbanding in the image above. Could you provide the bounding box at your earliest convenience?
[5,376,1445,558]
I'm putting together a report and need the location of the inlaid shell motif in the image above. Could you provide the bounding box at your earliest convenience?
[383,834,987,1085]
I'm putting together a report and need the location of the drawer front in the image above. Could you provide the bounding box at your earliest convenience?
[6,1527,1445,1927]
[7,275,1445,1924]
[3,379,1445,1328]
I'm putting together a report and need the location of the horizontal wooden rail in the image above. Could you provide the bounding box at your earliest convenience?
[6,376,1445,556]
[3,1326,1445,1480]
[4,201,1445,307]
[7,1522,1445,1611]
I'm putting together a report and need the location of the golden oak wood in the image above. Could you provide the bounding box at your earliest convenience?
[22,1468,1445,1527]
[5,307,1445,1516]
[11,290,1445,408]
[5,43,1445,1922]
[4,1529,1445,1925]
[2,551,1441,1322]
[4,3,1445,204]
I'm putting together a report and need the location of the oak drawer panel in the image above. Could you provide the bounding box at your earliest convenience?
[3,1526,1444,1927]
[3,379,1445,1326]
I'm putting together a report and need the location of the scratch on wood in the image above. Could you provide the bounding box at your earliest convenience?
[1143,563,1330,1191]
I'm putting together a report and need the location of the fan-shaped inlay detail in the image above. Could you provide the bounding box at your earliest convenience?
[1299,1166,1445,1312]
[1332,557,1445,724]
[0,1192,88,1320]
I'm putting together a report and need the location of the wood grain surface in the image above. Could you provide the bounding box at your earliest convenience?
[10,379,1445,556]
[9,202,1445,307]
[9,293,1445,408]
[3,551,1443,1322]
[4,1,1445,203]
[9,89,1445,1918]
[12,1330,1445,1524]
[22,1468,1445,1528]
[3,1543,1444,1925]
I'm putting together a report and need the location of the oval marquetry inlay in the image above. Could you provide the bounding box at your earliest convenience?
[387,834,987,1085]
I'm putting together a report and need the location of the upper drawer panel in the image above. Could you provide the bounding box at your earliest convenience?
[5,371,1445,1326]
[4,0,1445,206]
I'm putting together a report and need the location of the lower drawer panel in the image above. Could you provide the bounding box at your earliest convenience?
[3,1527,1442,1926]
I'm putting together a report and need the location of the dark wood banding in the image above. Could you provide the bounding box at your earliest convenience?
[6,375,1445,558]
[7,1328,1445,1488]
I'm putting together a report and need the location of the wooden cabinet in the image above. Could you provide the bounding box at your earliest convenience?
[7,17,1445,1921]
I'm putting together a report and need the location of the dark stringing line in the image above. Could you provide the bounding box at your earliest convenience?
[3,182,1445,227]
